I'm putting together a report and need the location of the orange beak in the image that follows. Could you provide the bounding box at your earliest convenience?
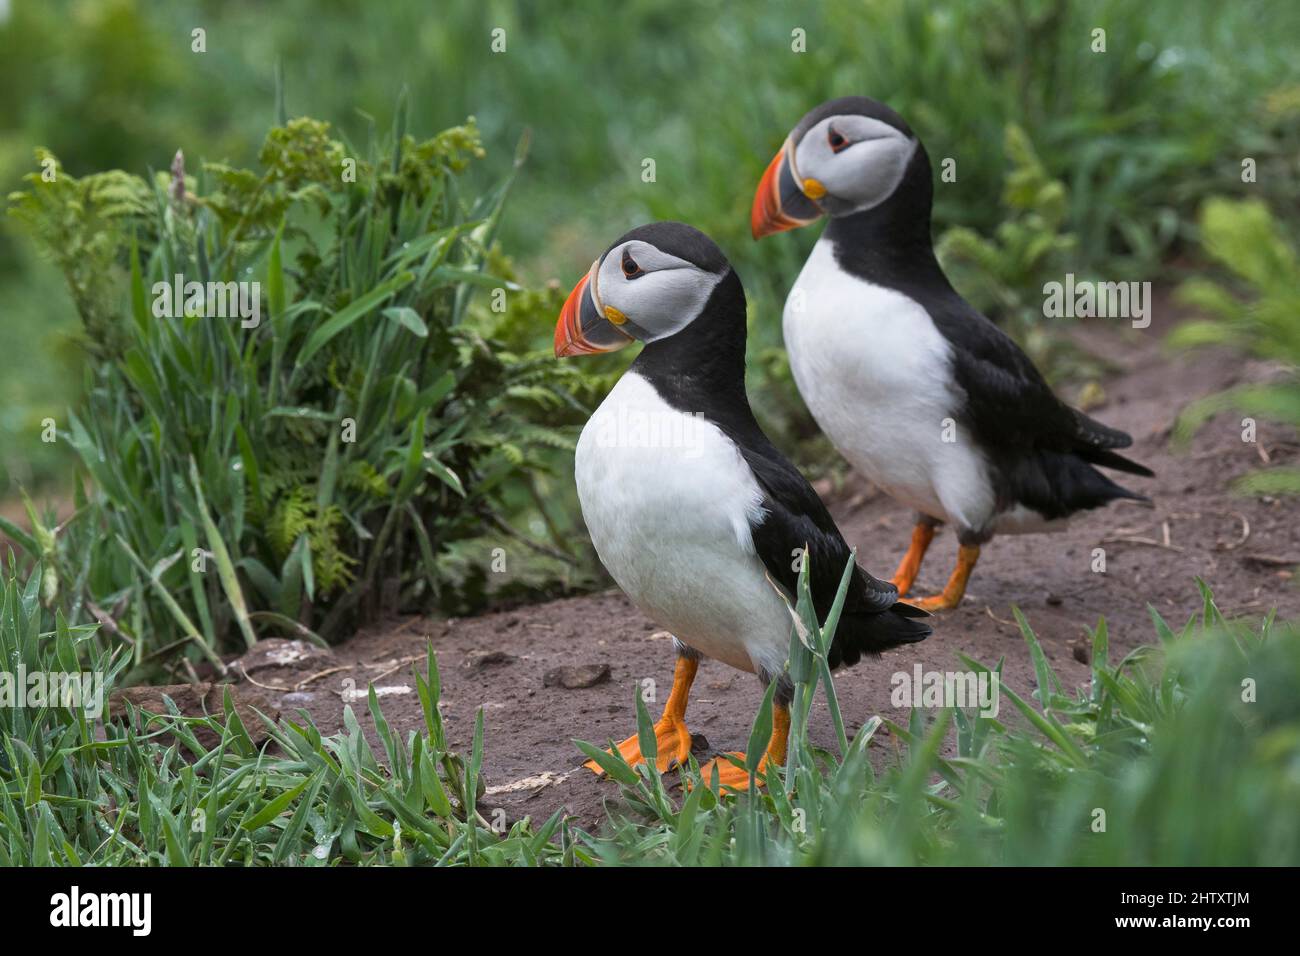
[554,264,635,358]
[554,272,594,357]
[750,141,824,239]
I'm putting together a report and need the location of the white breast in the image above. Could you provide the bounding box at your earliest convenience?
[783,236,998,534]
[574,373,793,677]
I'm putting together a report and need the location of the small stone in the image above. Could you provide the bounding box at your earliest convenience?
[1072,644,1091,665]
[1046,592,1063,606]
[543,664,611,689]
[464,650,516,670]
[230,638,333,676]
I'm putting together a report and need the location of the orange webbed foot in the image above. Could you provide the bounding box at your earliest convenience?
[903,543,980,613]
[696,701,790,794]
[584,715,694,775]
[698,751,772,793]
[889,522,937,597]
[906,591,963,612]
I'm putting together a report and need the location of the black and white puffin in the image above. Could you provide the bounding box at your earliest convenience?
[555,221,930,790]
[751,96,1153,611]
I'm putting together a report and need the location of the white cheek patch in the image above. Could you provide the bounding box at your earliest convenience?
[795,116,917,214]
[599,242,723,342]
[628,269,723,341]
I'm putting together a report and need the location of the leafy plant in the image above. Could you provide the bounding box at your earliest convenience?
[7,159,152,360]
[936,124,1092,381]
[6,107,587,671]
[1170,197,1300,495]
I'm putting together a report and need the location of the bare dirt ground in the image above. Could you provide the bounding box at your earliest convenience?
[224,313,1300,830]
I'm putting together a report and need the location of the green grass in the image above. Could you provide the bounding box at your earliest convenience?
[0,557,574,865]
[4,554,1296,866]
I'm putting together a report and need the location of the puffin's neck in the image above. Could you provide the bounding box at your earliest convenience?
[823,143,950,290]
[630,268,750,412]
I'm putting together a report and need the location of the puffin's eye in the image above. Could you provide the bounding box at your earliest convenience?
[827,126,849,153]
[621,248,645,279]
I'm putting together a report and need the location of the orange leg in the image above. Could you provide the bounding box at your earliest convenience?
[907,544,980,611]
[699,700,791,793]
[585,655,697,775]
[889,522,936,596]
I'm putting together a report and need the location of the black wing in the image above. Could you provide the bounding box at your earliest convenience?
[930,294,1080,445]
[731,431,893,614]
[730,433,929,667]
[928,292,1150,465]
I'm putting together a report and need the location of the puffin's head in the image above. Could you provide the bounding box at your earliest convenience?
[554,221,732,358]
[751,96,922,239]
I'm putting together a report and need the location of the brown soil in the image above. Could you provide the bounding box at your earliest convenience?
[223,313,1300,831]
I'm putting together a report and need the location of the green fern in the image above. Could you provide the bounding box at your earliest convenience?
[266,487,356,595]
[7,150,153,358]
[341,461,390,499]
[267,486,313,559]
[309,504,357,593]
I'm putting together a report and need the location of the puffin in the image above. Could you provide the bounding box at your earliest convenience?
[750,96,1153,611]
[554,221,930,790]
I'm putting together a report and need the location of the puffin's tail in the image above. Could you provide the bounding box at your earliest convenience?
[1009,448,1153,518]
[1081,449,1155,479]
[830,602,931,668]
[1070,409,1155,479]
[1067,454,1153,509]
